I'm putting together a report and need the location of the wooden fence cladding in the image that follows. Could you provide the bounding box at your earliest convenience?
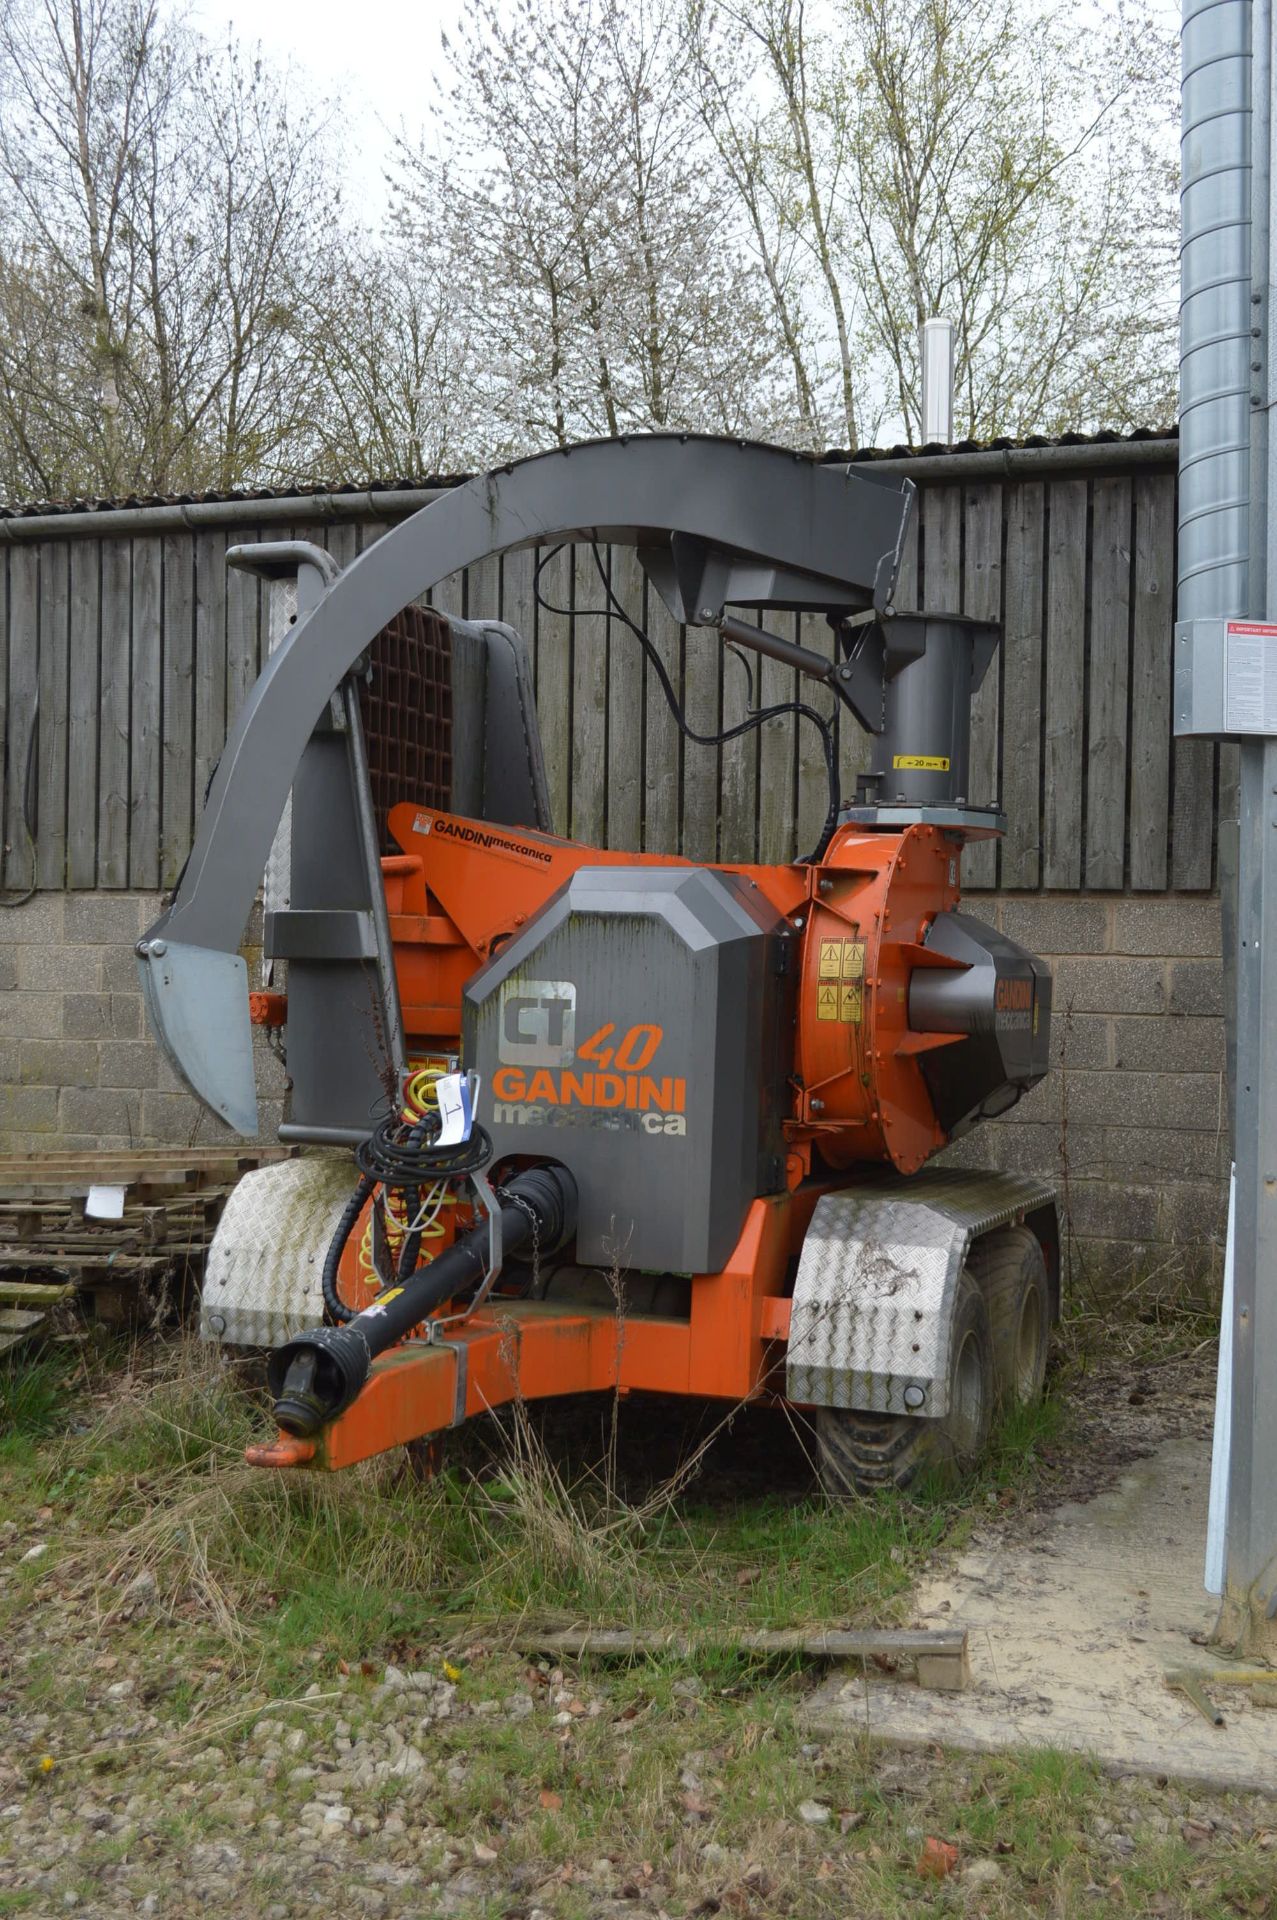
[0,460,1220,896]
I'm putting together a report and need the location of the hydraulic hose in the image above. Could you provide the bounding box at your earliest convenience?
[321,1173,377,1323]
[266,1163,578,1440]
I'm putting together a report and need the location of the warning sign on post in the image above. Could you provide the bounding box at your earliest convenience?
[1225,622,1277,733]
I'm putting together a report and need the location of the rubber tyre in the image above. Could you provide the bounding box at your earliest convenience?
[815,1267,995,1496]
[969,1226,1051,1410]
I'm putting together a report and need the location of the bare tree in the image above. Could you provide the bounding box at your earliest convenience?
[0,242,94,497]
[0,0,1178,503]
[0,0,183,491]
[303,221,484,479]
[837,0,1178,440]
[394,0,790,454]
[182,41,345,487]
[598,0,788,435]
[0,0,343,498]
[727,0,863,448]
[689,5,823,445]
[690,0,1175,446]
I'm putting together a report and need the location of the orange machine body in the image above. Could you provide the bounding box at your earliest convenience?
[381,803,967,1180]
[249,806,989,1472]
[249,1186,825,1473]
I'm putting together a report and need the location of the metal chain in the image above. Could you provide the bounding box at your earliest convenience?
[496,1186,541,1295]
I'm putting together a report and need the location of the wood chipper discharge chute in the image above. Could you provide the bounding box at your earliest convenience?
[137,436,1060,1494]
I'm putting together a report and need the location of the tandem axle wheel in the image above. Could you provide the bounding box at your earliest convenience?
[814,1226,1052,1497]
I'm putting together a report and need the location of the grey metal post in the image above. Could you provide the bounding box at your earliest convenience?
[1182,0,1277,1654]
[1222,0,1277,1656]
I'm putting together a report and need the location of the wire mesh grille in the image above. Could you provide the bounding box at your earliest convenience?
[360,604,453,849]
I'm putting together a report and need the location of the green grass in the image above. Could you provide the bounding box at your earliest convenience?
[2,1335,1271,1919]
[1,1334,1072,1674]
[0,1346,83,1461]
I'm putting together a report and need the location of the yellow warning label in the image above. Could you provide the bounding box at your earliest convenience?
[814,940,867,1021]
[816,982,840,1022]
[892,753,950,771]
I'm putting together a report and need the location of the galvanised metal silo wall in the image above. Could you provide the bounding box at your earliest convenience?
[1180,0,1253,621]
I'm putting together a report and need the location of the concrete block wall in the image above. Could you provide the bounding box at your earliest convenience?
[0,893,286,1153]
[1,887,1230,1290]
[948,892,1228,1290]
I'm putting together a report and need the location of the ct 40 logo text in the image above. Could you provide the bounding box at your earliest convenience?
[491,981,687,1137]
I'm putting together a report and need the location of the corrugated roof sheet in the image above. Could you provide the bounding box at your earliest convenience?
[837,425,1177,463]
[0,426,1177,519]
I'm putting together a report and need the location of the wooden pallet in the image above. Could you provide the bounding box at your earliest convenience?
[0,1146,297,1202]
[0,1303,52,1357]
[0,1146,299,1324]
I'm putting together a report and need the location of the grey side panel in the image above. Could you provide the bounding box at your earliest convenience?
[446,616,551,829]
[273,690,404,1142]
[464,865,786,1273]
[447,619,487,818]
[787,1168,1058,1417]
[477,621,552,829]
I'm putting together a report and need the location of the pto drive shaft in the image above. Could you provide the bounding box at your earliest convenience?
[266,1164,577,1439]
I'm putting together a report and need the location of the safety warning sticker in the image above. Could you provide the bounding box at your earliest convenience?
[815,940,866,1020]
[892,753,949,771]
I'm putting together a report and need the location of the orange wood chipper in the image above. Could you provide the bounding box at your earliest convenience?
[137,437,1059,1493]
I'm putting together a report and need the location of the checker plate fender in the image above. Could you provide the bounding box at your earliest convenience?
[786,1168,1057,1416]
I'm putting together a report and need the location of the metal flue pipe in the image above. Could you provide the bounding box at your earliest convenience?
[919,319,956,445]
[1179,0,1253,623]
[1180,0,1253,1134]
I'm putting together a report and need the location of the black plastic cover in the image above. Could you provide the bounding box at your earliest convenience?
[907,911,1052,1139]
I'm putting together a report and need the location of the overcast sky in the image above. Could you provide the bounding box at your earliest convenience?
[191,0,466,212]
[192,0,1185,228]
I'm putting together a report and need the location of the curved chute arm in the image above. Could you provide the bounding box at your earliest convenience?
[138,435,913,1131]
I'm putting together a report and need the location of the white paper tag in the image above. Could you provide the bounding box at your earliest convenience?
[86,1184,126,1221]
[435,1072,473,1147]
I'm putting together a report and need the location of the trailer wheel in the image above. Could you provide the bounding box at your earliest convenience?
[814,1268,994,1495]
[970,1226,1050,1408]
